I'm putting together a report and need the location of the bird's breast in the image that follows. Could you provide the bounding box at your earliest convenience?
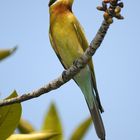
[50,12,84,68]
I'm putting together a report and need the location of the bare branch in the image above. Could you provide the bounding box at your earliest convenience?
[0,20,110,107]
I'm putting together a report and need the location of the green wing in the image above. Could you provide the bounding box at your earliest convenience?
[72,20,104,112]
[72,20,97,83]
[72,20,97,84]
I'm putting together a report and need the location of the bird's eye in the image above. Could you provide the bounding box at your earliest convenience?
[48,0,57,7]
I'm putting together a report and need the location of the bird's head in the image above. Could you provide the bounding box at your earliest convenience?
[48,0,57,7]
[48,0,74,8]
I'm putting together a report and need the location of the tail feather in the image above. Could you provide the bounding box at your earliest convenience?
[74,66,105,140]
[94,87,104,113]
[90,67,104,113]
[85,98,105,140]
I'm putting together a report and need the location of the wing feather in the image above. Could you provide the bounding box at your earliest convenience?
[72,21,104,112]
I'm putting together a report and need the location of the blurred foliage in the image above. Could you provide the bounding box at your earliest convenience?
[18,119,35,134]
[69,117,92,140]
[0,46,17,61]
[7,131,59,140]
[17,103,92,140]
[41,103,63,140]
[0,51,22,140]
[0,91,22,140]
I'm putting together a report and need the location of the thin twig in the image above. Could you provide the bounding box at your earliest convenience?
[0,20,110,107]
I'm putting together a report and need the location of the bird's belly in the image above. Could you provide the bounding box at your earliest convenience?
[52,23,84,68]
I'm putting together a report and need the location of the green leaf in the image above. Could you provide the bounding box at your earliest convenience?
[0,46,17,61]
[0,90,22,140]
[41,103,63,140]
[7,131,59,140]
[69,117,92,140]
[17,118,35,134]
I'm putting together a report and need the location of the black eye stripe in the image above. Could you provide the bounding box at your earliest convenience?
[48,0,57,7]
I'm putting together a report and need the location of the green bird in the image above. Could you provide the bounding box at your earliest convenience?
[48,0,105,139]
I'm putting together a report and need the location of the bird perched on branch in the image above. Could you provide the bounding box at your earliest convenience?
[48,0,105,139]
